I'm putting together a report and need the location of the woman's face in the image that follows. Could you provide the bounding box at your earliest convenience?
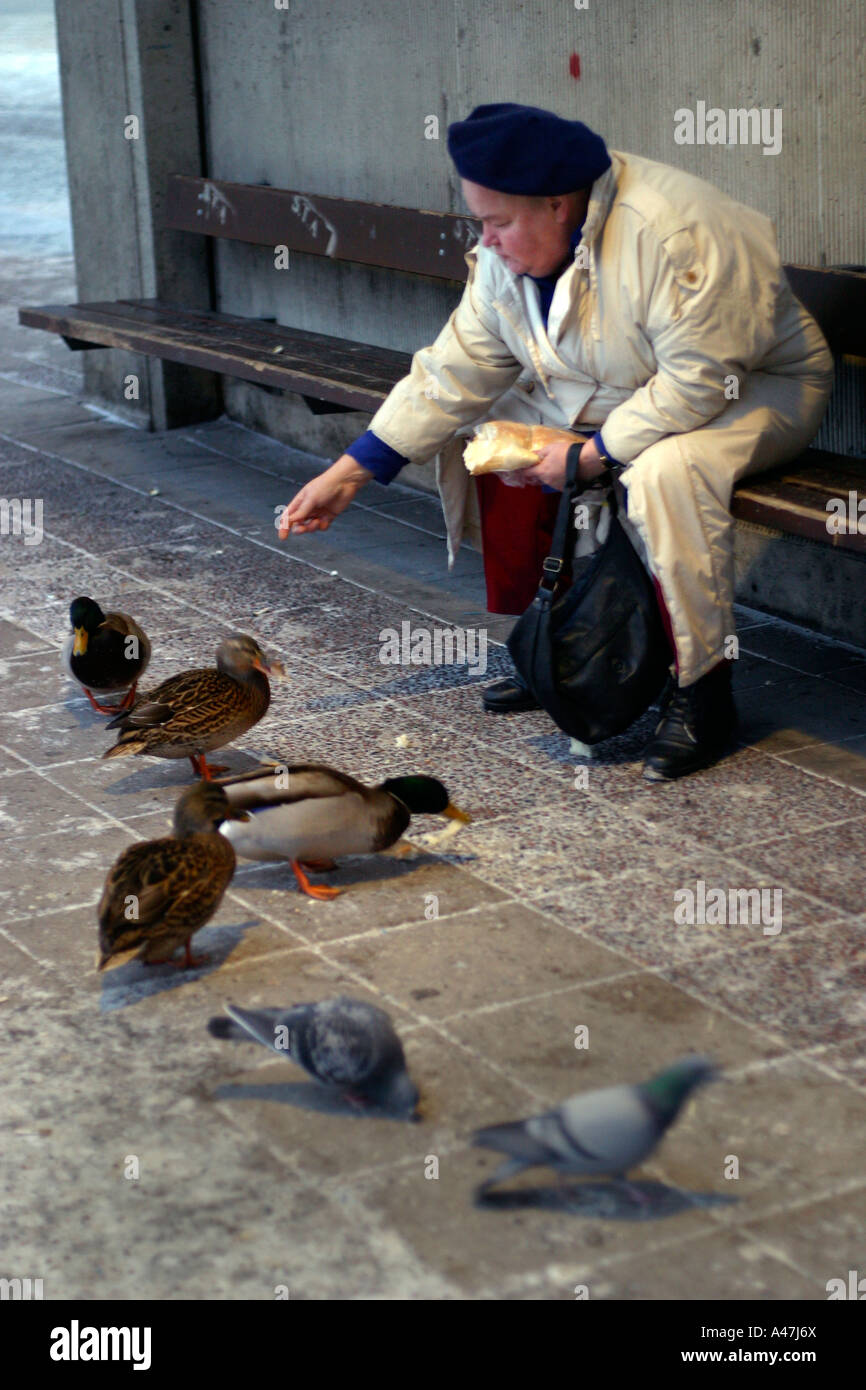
[460,179,584,278]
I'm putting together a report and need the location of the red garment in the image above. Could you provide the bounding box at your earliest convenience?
[652,574,679,673]
[476,474,562,614]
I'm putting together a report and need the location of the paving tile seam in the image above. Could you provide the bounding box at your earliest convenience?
[609,1165,866,1275]
[0,749,104,774]
[436,857,602,900]
[0,533,320,648]
[710,732,866,783]
[209,876,561,1106]
[646,970,866,1092]
[723,812,866,855]
[316,1149,459,1193]
[745,1040,866,1094]
[0,426,351,584]
[491,1217,783,1293]
[215,892,561,1108]
[755,731,866,762]
[217,889,317,948]
[7,663,372,718]
[21,809,179,835]
[0,366,85,398]
[29,619,239,654]
[217,893,518,953]
[183,1095,467,1298]
[737,642,865,681]
[0,426,492,634]
[0,745,29,769]
[0,764,167,834]
[0,899,99,931]
[166,432,458,545]
[207,1102,318,1183]
[760,727,866,762]
[2,748,164,843]
[692,1176,866,1293]
[0,649,57,666]
[172,422,460,526]
[536,829,866,921]
[491,923,866,1057]
[580,777,866,843]
[704,1219,835,1286]
[739,624,866,661]
[0,924,53,970]
[392,681,866,806]
[314,1184,464,1299]
[220,880,492,947]
[762,754,866,799]
[736,729,856,756]
[421,966,662,1025]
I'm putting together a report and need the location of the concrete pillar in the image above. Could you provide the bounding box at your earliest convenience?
[54,0,220,429]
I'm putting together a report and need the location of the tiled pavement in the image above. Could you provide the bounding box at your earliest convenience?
[1,258,866,1300]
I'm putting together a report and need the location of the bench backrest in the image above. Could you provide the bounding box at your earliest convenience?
[165,175,866,356]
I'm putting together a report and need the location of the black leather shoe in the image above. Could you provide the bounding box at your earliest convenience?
[642,663,737,781]
[482,672,540,714]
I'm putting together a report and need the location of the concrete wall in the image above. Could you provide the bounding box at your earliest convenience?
[191,0,866,466]
[54,0,219,428]
[53,0,865,461]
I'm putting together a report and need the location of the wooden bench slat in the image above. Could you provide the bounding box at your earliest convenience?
[731,448,866,553]
[162,177,866,353]
[165,174,480,281]
[731,493,866,552]
[119,302,408,389]
[17,301,410,411]
[40,299,411,383]
[782,265,866,358]
[113,299,402,366]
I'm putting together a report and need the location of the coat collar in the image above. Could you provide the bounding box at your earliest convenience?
[580,154,621,246]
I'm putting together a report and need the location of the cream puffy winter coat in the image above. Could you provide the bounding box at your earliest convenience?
[367,150,834,683]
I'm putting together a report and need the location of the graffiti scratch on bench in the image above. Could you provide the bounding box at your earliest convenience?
[196,182,236,226]
[290,195,338,256]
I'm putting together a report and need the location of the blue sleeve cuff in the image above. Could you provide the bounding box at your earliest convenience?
[592,429,622,468]
[345,430,409,485]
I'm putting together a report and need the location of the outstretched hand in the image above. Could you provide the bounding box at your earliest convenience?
[277,455,373,538]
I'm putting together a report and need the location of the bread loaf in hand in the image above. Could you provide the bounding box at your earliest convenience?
[463,420,587,475]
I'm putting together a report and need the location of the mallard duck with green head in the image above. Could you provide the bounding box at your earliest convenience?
[97,782,250,970]
[102,634,286,779]
[214,762,471,899]
[63,596,151,714]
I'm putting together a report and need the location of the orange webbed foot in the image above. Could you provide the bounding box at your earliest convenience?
[189,754,229,781]
[291,861,342,900]
[84,688,128,716]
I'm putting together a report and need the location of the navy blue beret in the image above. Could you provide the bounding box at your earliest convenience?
[447,102,611,195]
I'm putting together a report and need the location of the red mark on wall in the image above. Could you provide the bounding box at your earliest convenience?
[569,53,581,79]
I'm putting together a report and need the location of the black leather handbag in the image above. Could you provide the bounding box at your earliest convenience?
[507,445,670,743]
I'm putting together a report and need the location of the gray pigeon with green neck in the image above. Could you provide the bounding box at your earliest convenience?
[472,1056,718,1197]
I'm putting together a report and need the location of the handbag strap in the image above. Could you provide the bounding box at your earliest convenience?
[536,443,616,596]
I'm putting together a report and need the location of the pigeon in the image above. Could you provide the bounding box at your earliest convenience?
[472,1055,718,1197]
[207,994,420,1120]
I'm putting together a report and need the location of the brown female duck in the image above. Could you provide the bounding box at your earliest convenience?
[97,782,250,970]
[102,634,285,779]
